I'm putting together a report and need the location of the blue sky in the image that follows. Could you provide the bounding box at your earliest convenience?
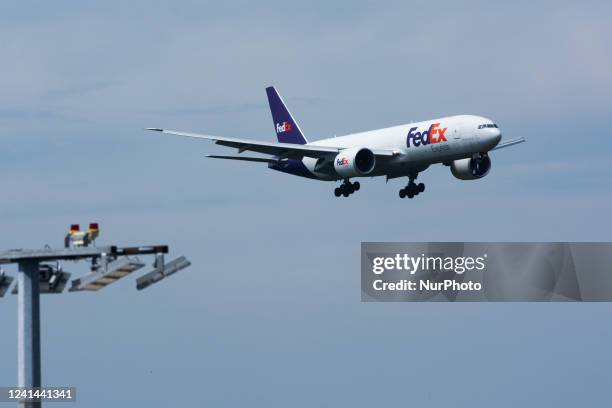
[1,1,612,406]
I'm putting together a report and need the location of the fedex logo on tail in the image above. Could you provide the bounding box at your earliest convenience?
[276,121,293,134]
[407,123,447,148]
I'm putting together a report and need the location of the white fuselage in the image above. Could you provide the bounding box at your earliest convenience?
[292,115,502,180]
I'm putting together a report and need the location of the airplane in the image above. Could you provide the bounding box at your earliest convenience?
[148,86,525,199]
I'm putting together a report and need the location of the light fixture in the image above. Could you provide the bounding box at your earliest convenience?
[136,256,191,290]
[70,258,145,291]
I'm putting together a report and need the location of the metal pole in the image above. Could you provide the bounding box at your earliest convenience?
[17,260,41,408]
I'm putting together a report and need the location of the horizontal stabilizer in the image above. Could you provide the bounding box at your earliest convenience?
[207,155,282,164]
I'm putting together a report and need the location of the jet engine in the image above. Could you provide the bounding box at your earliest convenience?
[450,154,491,180]
[333,147,376,178]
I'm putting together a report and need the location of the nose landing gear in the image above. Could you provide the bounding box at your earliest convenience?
[334,179,360,198]
[399,174,425,199]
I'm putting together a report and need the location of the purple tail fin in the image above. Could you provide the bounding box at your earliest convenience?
[266,86,308,145]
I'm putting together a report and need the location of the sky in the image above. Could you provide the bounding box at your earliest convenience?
[1,1,612,406]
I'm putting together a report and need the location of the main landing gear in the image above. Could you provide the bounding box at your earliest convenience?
[334,179,360,198]
[399,175,425,199]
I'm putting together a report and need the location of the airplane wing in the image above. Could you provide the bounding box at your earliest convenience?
[491,137,525,151]
[147,128,400,160]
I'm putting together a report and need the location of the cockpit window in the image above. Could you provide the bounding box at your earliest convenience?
[478,124,499,129]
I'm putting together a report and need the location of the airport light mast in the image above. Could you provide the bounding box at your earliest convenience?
[0,224,191,407]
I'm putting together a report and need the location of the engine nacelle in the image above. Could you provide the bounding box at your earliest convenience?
[333,147,376,178]
[450,154,491,180]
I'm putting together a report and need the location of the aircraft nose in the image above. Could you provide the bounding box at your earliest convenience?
[477,121,502,148]
[492,128,502,145]
[481,128,502,149]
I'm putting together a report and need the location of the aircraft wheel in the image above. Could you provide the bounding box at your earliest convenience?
[334,187,341,197]
[407,189,415,199]
[342,190,350,197]
[399,188,406,199]
[418,183,425,193]
[353,181,360,191]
